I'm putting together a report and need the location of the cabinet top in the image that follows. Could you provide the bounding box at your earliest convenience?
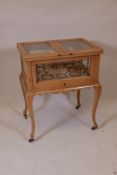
[17,38,103,61]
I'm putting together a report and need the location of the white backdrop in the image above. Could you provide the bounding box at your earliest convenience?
[0,0,117,109]
[0,1,117,175]
[0,0,117,48]
[0,0,117,100]
[0,0,117,110]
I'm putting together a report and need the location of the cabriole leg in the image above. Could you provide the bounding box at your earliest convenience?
[76,89,81,109]
[23,94,28,119]
[92,84,102,130]
[25,93,35,142]
[19,74,28,119]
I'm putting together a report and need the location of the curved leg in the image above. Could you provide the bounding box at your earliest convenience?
[23,94,28,119]
[91,84,102,130]
[25,93,35,142]
[19,74,28,119]
[76,89,81,109]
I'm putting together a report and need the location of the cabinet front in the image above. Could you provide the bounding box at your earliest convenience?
[32,57,95,91]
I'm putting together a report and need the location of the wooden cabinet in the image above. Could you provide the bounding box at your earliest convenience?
[17,38,103,142]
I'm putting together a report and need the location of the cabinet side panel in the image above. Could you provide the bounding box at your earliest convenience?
[94,55,100,83]
[23,61,33,90]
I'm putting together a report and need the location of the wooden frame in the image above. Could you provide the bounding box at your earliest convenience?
[17,38,103,142]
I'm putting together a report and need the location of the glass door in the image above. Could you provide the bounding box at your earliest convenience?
[36,58,91,83]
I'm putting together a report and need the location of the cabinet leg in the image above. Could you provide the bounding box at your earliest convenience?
[91,85,102,130]
[19,74,28,119]
[25,93,35,142]
[23,95,28,119]
[76,89,81,109]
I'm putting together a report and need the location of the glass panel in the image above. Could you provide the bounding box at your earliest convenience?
[24,43,55,54]
[36,59,91,82]
[60,40,91,51]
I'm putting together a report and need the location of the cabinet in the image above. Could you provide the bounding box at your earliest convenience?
[17,38,103,142]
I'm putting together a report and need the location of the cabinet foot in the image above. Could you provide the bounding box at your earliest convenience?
[29,138,34,142]
[76,104,81,109]
[23,110,28,119]
[91,125,98,130]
